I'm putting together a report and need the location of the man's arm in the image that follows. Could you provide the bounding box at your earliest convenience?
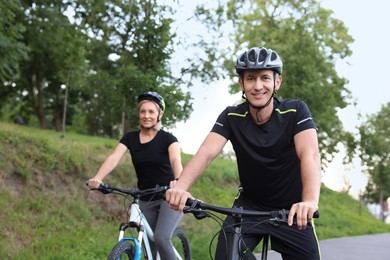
[289,128,321,229]
[166,132,227,212]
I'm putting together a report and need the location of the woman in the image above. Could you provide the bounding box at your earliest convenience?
[88,91,183,259]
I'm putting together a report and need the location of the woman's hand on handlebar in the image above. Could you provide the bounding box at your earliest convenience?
[165,187,192,213]
[87,178,103,189]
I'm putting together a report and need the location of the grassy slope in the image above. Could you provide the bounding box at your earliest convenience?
[1,122,389,259]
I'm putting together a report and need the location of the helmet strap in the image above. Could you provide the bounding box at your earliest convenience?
[243,89,275,110]
[256,108,262,123]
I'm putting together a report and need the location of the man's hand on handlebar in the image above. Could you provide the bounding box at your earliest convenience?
[288,201,318,230]
[165,187,192,213]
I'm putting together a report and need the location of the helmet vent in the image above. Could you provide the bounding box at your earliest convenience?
[248,49,256,64]
[258,49,267,63]
[239,54,246,63]
[271,52,277,61]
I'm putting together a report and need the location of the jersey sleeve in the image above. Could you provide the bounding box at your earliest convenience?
[211,108,231,140]
[119,132,132,149]
[164,131,179,147]
[294,100,317,135]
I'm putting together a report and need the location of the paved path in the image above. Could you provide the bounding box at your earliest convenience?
[257,233,390,260]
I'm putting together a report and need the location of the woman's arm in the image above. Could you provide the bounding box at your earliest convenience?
[168,141,183,180]
[88,143,128,188]
[166,132,228,212]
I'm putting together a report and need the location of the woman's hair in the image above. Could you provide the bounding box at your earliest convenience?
[138,100,163,131]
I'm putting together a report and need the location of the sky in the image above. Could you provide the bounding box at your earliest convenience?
[170,0,390,199]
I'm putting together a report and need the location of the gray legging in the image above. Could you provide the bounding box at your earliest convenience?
[139,198,183,259]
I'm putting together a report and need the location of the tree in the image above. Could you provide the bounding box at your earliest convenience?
[188,0,354,167]
[1,0,194,135]
[0,0,29,83]
[2,0,355,152]
[11,0,88,129]
[51,21,88,136]
[0,0,29,123]
[71,0,193,137]
[359,102,390,213]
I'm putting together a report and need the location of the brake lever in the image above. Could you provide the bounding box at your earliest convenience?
[270,209,320,226]
[86,181,112,194]
[183,207,209,220]
[98,187,112,194]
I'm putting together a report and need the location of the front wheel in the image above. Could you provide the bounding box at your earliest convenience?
[108,240,134,260]
[172,227,191,260]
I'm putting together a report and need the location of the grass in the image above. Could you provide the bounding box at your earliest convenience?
[1,121,389,259]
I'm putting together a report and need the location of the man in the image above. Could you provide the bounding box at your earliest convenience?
[167,47,321,259]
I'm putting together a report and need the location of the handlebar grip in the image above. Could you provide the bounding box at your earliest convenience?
[185,197,200,207]
[185,197,320,219]
[85,181,109,194]
[85,181,107,188]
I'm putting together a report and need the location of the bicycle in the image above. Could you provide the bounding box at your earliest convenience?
[183,197,319,260]
[86,182,191,260]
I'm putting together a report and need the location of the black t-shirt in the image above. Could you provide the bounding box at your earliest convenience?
[211,98,317,209]
[120,129,178,190]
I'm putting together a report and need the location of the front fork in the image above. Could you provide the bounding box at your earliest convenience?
[117,222,145,259]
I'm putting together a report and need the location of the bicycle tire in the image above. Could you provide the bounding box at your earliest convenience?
[172,227,192,260]
[107,240,135,260]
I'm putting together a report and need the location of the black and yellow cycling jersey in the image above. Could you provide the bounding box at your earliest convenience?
[211,97,317,209]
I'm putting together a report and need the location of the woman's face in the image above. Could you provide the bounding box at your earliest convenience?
[138,101,160,128]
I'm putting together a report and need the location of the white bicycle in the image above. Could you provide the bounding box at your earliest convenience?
[87,182,191,260]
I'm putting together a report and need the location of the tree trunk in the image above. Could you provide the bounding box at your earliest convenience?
[61,70,71,138]
[29,71,46,129]
[121,97,130,136]
[36,80,46,129]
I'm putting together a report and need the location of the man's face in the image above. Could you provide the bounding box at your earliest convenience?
[239,69,282,107]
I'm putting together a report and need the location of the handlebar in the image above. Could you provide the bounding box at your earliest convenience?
[87,182,319,221]
[86,181,169,198]
[184,197,319,221]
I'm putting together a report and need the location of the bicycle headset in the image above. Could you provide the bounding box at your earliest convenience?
[235,47,283,116]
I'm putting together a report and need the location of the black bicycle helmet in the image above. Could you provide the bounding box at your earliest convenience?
[138,91,165,111]
[235,47,283,75]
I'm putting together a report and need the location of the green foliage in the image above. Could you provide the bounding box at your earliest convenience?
[72,0,193,134]
[0,0,29,82]
[1,122,390,259]
[358,102,390,203]
[1,0,359,177]
[193,0,355,169]
[314,186,387,238]
[0,0,194,137]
